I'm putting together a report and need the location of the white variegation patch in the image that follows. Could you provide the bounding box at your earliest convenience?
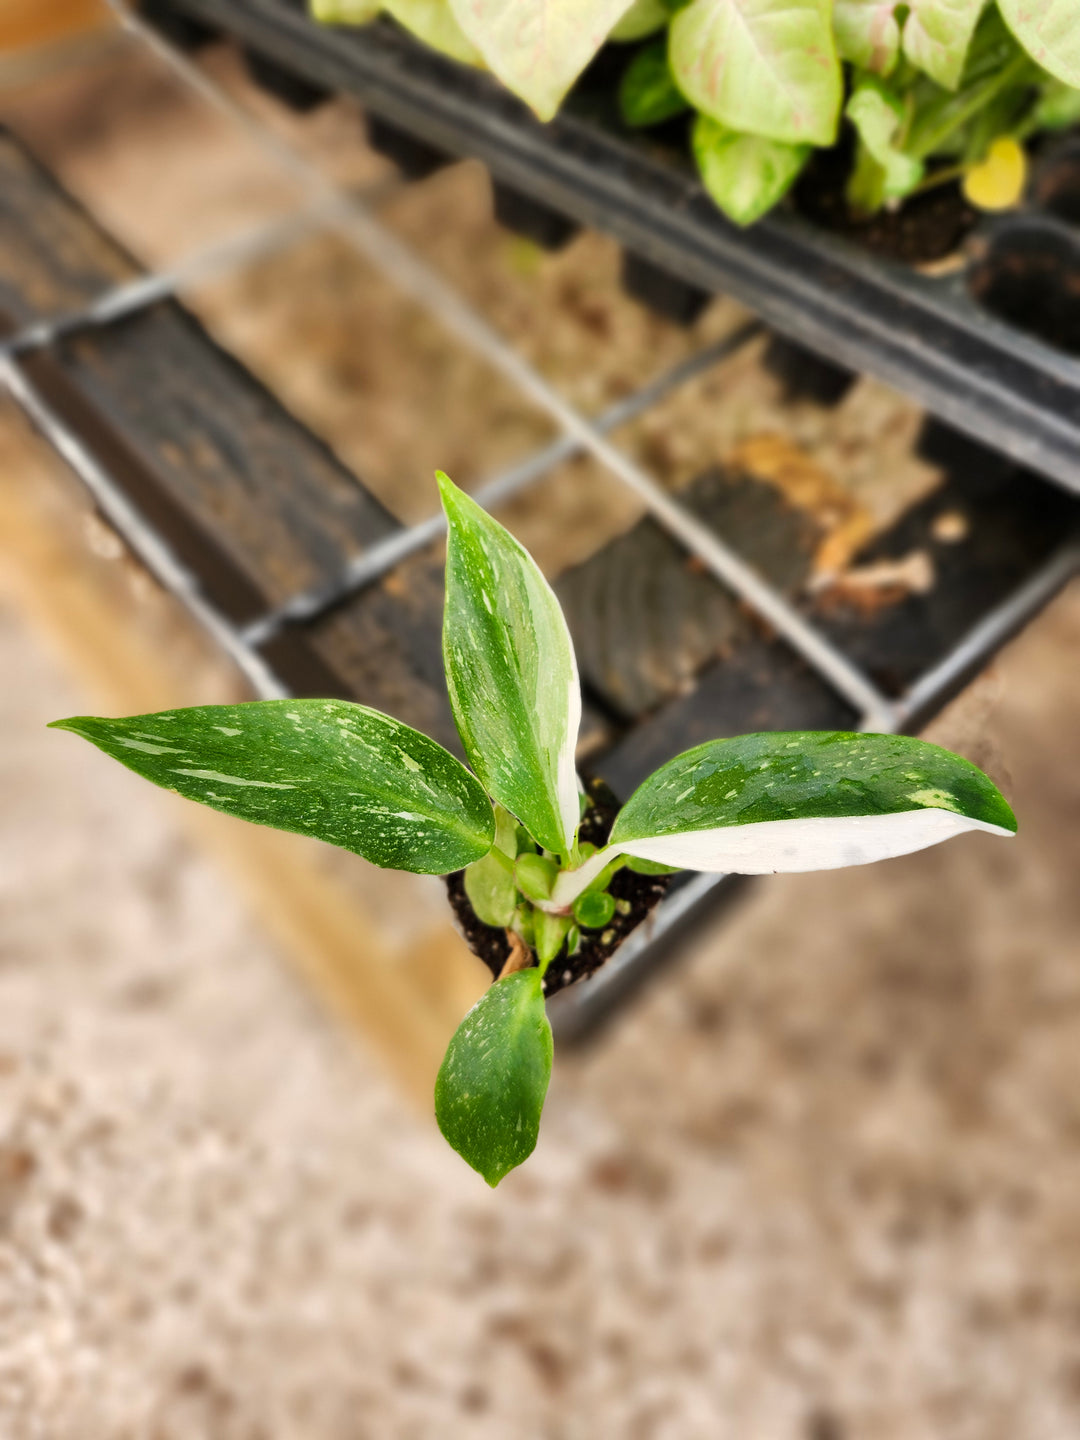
[552,807,1013,906]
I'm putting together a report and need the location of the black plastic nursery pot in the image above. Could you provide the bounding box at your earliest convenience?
[142,0,1080,499]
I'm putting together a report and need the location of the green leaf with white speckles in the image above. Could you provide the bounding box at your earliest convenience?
[606,732,1016,873]
[552,732,1015,903]
[49,700,494,874]
[439,472,581,861]
[435,968,553,1186]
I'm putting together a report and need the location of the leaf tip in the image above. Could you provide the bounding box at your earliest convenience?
[47,715,87,734]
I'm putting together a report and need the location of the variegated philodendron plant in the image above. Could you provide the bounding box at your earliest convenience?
[52,474,1016,1185]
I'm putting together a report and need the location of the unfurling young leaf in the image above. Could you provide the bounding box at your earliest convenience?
[447,0,635,120]
[998,0,1080,90]
[50,700,495,874]
[435,968,553,1186]
[670,0,842,146]
[382,0,484,64]
[573,888,616,930]
[439,472,580,861]
[693,116,811,226]
[619,39,691,128]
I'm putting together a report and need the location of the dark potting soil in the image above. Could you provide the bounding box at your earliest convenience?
[444,774,671,999]
[793,145,978,265]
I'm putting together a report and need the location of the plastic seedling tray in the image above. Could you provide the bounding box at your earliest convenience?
[146,0,1080,495]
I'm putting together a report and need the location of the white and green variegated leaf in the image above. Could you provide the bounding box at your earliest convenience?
[553,732,1014,903]
[903,0,984,90]
[846,76,925,200]
[438,472,580,860]
[435,968,553,1186]
[999,0,1080,89]
[309,0,379,23]
[693,116,811,225]
[448,0,635,119]
[609,0,669,41]
[669,0,842,146]
[50,699,494,875]
[833,0,902,75]
[381,0,483,64]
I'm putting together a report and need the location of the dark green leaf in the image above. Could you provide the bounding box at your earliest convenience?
[619,40,690,128]
[435,969,553,1186]
[50,699,494,875]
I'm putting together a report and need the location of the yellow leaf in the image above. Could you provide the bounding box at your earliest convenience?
[962,137,1027,212]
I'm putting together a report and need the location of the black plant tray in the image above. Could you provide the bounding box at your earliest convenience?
[145,0,1080,495]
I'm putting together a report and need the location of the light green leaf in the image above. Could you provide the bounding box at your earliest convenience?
[605,732,1016,874]
[609,0,669,40]
[447,0,635,119]
[515,852,558,902]
[50,699,494,875]
[846,76,926,201]
[693,116,811,225]
[833,0,902,75]
[670,0,842,145]
[464,847,517,927]
[903,0,984,90]
[439,472,580,860]
[999,0,1080,90]
[309,0,379,22]
[573,888,616,929]
[435,969,553,1186]
[535,911,572,970]
[619,39,690,127]
[381,0,483,64]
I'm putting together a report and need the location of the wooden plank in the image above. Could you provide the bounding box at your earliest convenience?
[0,128,405,623]
[597,457,1080,798]
[556,466,821,720]
[0,129,134,325]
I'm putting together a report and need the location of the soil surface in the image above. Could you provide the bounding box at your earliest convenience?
[445,776,671,996]
[795,146,978,265]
